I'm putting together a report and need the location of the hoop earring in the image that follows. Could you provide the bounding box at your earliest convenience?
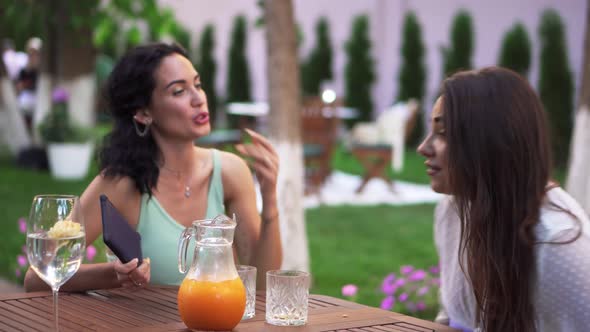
[133,119,151,137]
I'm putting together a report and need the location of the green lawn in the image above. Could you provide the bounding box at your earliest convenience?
[307,203,438,318]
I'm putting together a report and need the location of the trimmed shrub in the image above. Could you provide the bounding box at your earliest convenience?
[441,10,474,78]
[344,15,375,127]
[498,22,532,78]
[301,17,334,96]
[197,24,218,126]
[226,15,251,103]
[538,9,574,167]
[397,12,426,147]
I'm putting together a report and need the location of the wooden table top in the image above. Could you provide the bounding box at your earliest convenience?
[0,286,457,331]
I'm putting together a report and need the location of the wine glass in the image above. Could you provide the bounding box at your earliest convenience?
[26,195,85,331]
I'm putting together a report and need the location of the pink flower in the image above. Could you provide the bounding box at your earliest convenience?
[86,245,97,262]
[381,273,397,295]
[416,301,427,311]
[408,269,427,282]
[52,87,69,103]
[400,265,414,275]
[417,286,430,296]
[18,218,26,234]
[394,278,406,288]
[398,292,409,302]
[17,255,27,267]
[430,278,441,286]
[429,264,440,275]
[383,272,396,284]
[341,284,358,297]
[15,269,21,277]
[380,296,395,310]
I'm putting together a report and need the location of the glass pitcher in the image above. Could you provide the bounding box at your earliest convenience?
[177,215,246,331]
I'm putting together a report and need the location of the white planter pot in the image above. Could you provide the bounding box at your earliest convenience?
[47,142,94,180]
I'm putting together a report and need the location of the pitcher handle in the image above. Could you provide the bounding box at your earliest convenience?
[178,226,195,273]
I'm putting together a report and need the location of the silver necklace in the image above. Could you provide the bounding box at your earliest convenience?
[184,184,191,198]
[161,165,192,198]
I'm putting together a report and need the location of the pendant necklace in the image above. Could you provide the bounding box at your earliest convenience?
[184,183,191,198]
[161,165,193,198]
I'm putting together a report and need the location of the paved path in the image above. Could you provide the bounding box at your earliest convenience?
[0,278,23,293]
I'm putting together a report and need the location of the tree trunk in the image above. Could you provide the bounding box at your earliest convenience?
[565,0,590,213]
[57,23,96,128]
[33,0,97,138]
[264,0,309,272]
[31,0,58,144]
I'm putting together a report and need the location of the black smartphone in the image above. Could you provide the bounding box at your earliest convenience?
[100,194,143,264]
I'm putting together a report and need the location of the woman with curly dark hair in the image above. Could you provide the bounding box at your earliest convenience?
[25,43,282,290]
[419,67,590,331]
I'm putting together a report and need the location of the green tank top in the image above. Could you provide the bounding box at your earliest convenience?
[137,149,225,285]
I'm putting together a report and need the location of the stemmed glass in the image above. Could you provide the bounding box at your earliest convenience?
[26,195,85,331]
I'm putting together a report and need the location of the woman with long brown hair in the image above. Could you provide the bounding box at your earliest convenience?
[418,67,590,331]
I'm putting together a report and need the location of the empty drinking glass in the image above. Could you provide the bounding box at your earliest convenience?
[236,265,256,320]
[266,270,310,326]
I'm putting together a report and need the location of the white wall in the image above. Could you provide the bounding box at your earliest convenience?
[159,0,586,118]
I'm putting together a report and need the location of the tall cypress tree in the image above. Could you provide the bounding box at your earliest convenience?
[301,17,333,96]
[226,15,251,102]
[498,22,531,78]
[441,10,474,78]
[538,9,574,167]
[197,24,217,123]
[397,12,426,147]
[196,24,218,126]
[344,15,375,127]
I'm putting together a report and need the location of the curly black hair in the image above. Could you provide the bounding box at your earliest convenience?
[99,43,189,196]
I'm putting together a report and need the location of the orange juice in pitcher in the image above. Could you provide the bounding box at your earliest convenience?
[177,215,246,331]
[178,278,245,330]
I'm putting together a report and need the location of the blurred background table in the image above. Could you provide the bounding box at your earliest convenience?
[0,286,457,331]
[226,102,270,132]
[226,101,359,132]
[195,128,242,149]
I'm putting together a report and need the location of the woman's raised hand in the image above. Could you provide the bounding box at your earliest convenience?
[235,129,279,197]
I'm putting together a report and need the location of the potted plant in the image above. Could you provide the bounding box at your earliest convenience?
[38,87,94,180]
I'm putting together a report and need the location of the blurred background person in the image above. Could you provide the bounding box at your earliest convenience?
[15,37,42,135]
[2,38,28,81]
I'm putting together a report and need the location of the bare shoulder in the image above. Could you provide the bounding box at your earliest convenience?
[81,173,141,226]
[218,150,254,196]
[219,150,249,172]
[85,173,138,200]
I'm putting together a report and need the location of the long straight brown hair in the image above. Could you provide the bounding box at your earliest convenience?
[442,67,551,331]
